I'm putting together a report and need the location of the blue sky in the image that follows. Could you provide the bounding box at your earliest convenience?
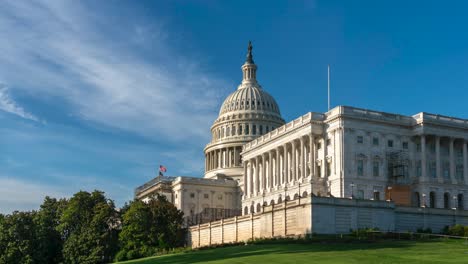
[1,0,468,213]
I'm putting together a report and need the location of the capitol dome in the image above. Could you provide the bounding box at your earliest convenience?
[204,42,285,182]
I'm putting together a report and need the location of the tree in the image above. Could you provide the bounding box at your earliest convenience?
[0,211,38,264]
[116,195,184,261]
[58,191,119,264]
[34,196,68,264]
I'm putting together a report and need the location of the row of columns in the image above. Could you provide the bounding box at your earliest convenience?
[206,146,243,172]
[420,135,468,184]
[244,134,320,198]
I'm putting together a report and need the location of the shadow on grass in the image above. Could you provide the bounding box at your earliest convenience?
[122,239,446,264]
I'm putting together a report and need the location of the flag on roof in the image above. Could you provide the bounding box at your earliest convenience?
[159,165,167,173]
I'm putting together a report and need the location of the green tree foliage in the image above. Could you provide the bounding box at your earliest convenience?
[57,190,119,264]
[0,211,38,264]
[116,195,184,261]
[34,196,67,264]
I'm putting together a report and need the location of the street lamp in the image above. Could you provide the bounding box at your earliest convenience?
[452,195,457,225]
[350,182,355,199]
[387,186,393,202]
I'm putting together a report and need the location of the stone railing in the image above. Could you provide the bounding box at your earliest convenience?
[244,112,324,151]
[134,175,176,196]
[416,112,468,129]
[335,106,414,125]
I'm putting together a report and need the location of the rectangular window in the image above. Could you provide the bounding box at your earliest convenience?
[402,141,409,149]
[218,195,223,200]
[357,136,364,144]
[357,160,364,176]
[373,137,379,146]
[430,162,436,178]
[388,140,393,147]
[326,139,331,146]
[373,161,379,177]
[326,162,331,177]
[456,165,463,179]
[416,160,422,177]
[252,125,256,135]
[416,143,421,152]
[190,193,195,198]
[373,191,380,200]
[204,194,209,199]
[357,190,364,199]
[317,142,322,149]
[317,165,322,177]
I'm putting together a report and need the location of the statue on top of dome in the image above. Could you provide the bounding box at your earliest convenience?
[246,41,254,64]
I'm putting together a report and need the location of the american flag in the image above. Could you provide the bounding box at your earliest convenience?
[159,165,167,173]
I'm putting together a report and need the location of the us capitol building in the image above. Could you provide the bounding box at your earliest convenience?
[135,43,468,242]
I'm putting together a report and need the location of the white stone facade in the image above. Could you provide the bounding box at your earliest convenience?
[241,106,468,215]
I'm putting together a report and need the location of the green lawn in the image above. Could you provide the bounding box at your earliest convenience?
[119,239,468,264]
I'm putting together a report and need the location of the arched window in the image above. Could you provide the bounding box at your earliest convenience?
[221,127,225,138]
[226,126,230,137]
[302,191,308,198]
[256,203,261,213]
[232,125,236,136]
[444,192,450,209]
[244,206,249,215]
[270,200,275,206]
[429,192,436,208]
[250,205,255,214]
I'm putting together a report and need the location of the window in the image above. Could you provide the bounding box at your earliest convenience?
[373,191,380,201]
[245,124,249,135]
[416,143,421,152]
[373,137,379,146]
[218,195,223,200]
[326,139,331,146]
[226,127,230,137]
[388,140,393,147]
[317,165,322,177]
[429,143,435,153]
[357,190,364,199]
[416,160,422,177]
[357,136,364,144]
[456,165,463,180]
[373,161,379,177]
[429,192,436,208]
[357,160,364,176]
[317,142,322,149]
[326,162,331,177]
[190,193,195,198]
[430,162,436,178]
[266,126,269,133]
[402,141,408,149]
[238,125,242,135]
[232,125,236,136]
[444,193,450,209]
[204,194,209,199]
[253,125,257,135]
[443,162,450,179]
[259,125,263,134]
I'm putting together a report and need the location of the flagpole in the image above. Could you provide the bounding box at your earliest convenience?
[328,64,330,111]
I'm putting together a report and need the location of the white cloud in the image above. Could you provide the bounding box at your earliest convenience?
[0,85,40,122]
[0,0,228,143]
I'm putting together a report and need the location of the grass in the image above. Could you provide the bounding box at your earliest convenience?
[118,239,468,264]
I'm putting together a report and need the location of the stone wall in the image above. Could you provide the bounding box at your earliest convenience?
[187,196,468,248]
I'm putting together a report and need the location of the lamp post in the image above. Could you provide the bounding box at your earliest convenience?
[350,182,355,199]
[422,193,427,230]
[452,195,457,225]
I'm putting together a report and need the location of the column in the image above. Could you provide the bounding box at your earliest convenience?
[421,135,427,182]
[436,136,442,182]
[275,148,280,189]
[268,151,273,190]
[309,134,314,178]
[244,161,248,197]
[462,140,468,184]
[291,141,296,183]
[255,156,260,195]
[249,159,254,197]
[284,144,289,186]
[450,138,456,184]
[261,154,266,193]
[300,136,305,181]
[233,147,237,166]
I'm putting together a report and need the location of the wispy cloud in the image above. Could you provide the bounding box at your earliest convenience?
[0,0,227,143]
[0,85,40,122]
